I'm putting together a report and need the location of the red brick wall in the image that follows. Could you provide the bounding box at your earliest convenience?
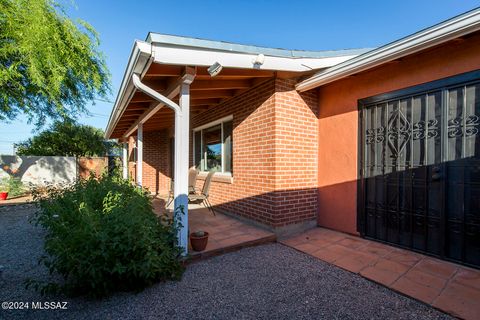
[142,129,171,195]
[191,78,318,229]
[191,79,277,226]
[127,130,171,195]
[273,79,318,226]
[132,77,318,230]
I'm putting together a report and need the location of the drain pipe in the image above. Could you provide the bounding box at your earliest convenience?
[131,73,190,255]
[131,73,180,113]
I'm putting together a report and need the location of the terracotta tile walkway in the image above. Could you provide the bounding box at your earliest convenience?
[152,198,276,260]
[281,228,480,320]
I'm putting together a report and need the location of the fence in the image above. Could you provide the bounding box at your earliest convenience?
[0,155,117,187]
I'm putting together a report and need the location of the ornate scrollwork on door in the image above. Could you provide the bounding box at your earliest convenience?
[387,109,410,157]
[466,115,480,136]
[412,119,439,140]
[448,115,480,138]
[366,127,385,145]
[366,110,441,159]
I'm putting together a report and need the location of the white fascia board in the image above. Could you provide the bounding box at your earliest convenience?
[105,41,153,139]
[152,45,358,72]
[106,40,364,139]
[297,8,480,92]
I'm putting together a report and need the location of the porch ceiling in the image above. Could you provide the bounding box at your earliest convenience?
[110,64,306,138]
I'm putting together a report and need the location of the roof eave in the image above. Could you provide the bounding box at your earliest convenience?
[105,41,369,140]
[105,41,152,139]
[151,43,361,72]
[296,8,480,92]
[147,32,372,59]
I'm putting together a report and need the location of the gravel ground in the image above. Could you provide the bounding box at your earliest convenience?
[0,206,452,320]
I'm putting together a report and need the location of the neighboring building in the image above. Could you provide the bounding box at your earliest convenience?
[106,8,480,267]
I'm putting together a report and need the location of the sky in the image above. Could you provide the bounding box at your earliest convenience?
[0,0,479,154]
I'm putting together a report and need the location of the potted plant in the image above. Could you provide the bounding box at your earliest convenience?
[189,230,209,251]
[0,178,9,200]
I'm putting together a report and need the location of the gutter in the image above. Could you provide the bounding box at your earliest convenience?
[297,8,480,92]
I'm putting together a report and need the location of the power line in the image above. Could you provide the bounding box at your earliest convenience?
[94,98,114,104]
[87,112,109,118]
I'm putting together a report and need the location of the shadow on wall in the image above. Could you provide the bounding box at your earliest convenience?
[0,155,77,186]
[183,155,479,267]
[167,183,319,235]
[139,78,319,198]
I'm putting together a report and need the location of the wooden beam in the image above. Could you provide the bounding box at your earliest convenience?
[123,67,196,138]
[123,110,146,115]
[146,66,275,79]
[126,103,150,109]
[141,79,168,91]
[195,68,275,79]
[191,107,210,113]
[130,92,154,103]
[145,64,183,77]
[251,78,270,87]
[192,105,210,110]
[190,89,235,99]
[190,79,251,91]
[190,98,221,105]
[121,115,144,120]
[143,122,173,126]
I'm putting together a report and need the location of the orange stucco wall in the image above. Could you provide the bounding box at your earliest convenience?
[317,32,480,235]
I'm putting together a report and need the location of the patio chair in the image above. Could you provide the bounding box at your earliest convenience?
[165,179,174,208]
[188,171,216,216]
[188,166,199,194]
[165,167,202,208]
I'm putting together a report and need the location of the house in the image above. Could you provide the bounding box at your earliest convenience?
[105,8,480,268]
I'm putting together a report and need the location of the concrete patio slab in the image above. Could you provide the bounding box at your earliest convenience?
[152,197,276,260]
[281,227,480,320]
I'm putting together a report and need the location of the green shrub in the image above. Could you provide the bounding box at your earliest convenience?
[28,174,184,297]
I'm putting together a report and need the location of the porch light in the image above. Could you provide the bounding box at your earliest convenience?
[207,62,223,77]
[252,53,265,66]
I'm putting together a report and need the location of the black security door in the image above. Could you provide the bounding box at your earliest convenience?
[359,72,480,268]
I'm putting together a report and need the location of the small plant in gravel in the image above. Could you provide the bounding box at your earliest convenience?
[0,176,25,197]
[26,173,184,297]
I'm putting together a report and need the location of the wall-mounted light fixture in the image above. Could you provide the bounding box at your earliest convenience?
[208,62,223,77]
[252,54,265,67]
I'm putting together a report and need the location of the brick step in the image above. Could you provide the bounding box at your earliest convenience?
[185,234,277,264]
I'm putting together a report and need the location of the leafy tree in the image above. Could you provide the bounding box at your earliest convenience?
[16,120,118,157]
[0,0,110,127]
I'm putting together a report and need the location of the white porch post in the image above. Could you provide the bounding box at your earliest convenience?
[129,69,195,255]
[136,123,143,187]
[122,142,128,179]
[174,82,190,255]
